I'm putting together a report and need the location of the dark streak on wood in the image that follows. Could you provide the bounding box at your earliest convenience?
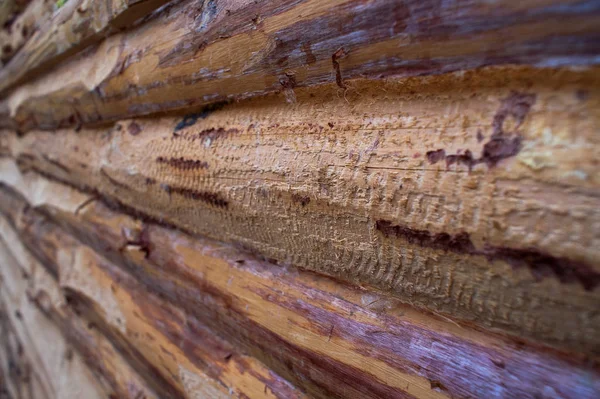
[425,92,536,170]
[375,220,600,290]
[8,0,600,132]
[159,184,228,208]
[3,185,594,399]
[156,156,209,170]
[332,48,347,89]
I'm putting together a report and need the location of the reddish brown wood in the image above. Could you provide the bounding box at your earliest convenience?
[3,0,600,132]
[1,181,598,399]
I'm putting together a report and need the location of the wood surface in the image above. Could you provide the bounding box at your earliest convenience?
[2,66,599,355]
[0,234,110,399]
[0,0,53,65]
[2,0,600,131]
[0,0,171,94]
[0,162,598,398]
[1,0,599,397]
[0,232,160,399]
[0,214,304,399]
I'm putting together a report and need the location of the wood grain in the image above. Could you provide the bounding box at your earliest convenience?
[0,171,306,399]
[0,233,161,399]
[0,0,171,94]
[2,66,599,354]
[0,234,110,399]
[1,167,599,398]
[2,0,600,131]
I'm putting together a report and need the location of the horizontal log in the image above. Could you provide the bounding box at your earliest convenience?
[0,234,110,399]
[3,67,599,353]
[0,230,161,399]
[2,0,600,131]
[1,173,599,399]
[44,237,305,399]
[0,0,171,94]
[0,0,53,65]
[0,179,304,398]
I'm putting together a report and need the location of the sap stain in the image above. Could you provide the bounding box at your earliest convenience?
[123,225,154,258]
[425,92,536,169]
[376,220,475,254]
[482,92,535,167]
[487,246,600,291]
[445,149,476,171]
[173,101,229,132]
[332,48,347,89]
[128,122,142,136]
[301,42,316,64]
[160,184,228,208]
[291,193,310,207]
[156,156,209,170]
[476,130,484,143]
[425,149,445,164]
[376,219,599,290]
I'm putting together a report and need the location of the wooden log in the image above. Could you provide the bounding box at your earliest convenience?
[1,171,599,399]
[0,174,306,398]
[0,229,160,399]
[0,0,53,65]
[0,235,109,399]
[3,66,599,353]
[0,0,171,94]
[0,172,159,398]
[2,0,600,131]
[45,241,306,399]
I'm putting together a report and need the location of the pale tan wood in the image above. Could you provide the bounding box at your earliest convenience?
[2,0,600,131]
[2,66,599,354]
[1,164,599,398]
[0,177,307,399]
[0,221,248,399]
[0,236,108,399]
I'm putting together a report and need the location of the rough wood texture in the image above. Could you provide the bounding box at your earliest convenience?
[3,0,600,132]
[3,66,599,355]
[0,0,53,65]
[0,0,171,94]
[0,232,160,399]
[0,164,306,398]
[0,217,303,399]
[1,1,599,396]
[0,237,109,399]
[1,161,599,398]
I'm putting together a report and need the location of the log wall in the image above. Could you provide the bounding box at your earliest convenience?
[1,0,599,398]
